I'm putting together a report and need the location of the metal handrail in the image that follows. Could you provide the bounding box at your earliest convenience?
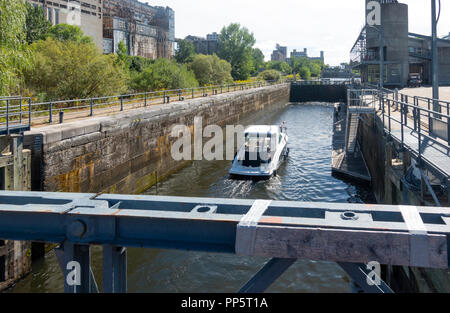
[377,90,449,171]
[0,80,285,127]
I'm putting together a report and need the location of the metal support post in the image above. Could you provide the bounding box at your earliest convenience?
[431,0,440,113]
[338,263,393,293]
[55,243,97,293]
[238,258,296,293]
[103,245,127,293]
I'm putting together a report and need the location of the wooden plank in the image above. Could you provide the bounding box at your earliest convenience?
[238,225,448,269]
[23,150,31,191]
[0,154,13,168]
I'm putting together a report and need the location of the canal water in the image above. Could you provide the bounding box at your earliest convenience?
[10,103,375,293]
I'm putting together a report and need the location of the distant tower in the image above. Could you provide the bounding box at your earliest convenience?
[320,51,324,63]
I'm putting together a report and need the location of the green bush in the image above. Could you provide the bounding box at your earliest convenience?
[131,58,198,92]
[190,54,233,86]
[258,69,282,82]
[24,38,128,100]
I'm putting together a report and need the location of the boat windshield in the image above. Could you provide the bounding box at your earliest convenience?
[238,133,274,167]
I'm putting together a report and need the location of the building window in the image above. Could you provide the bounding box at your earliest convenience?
[55,9,60,24]
[47,7,53,24]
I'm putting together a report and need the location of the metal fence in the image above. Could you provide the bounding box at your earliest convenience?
[377,89,450,167]
[0,81,283,129]
[0,96,32,135]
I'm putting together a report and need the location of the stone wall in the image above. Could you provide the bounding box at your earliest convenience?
[25,84,290,194]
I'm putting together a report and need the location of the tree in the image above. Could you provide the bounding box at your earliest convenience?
[299,66,311,80]
[129,56,152,73]
[310,62,322,77]
[116,41,131,70]
[266,60,291,75]
[47,24,93,44]
[0,0,29,95]
[25,38,127,100]
[25,2,51,44]
[190,54,233,86]
[131,58,198,92]
[280,62,292,75]
[175,39,196,64]
[251,48,265,75]
[217,23,256,81]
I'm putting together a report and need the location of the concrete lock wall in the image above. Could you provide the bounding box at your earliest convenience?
[24,84,290,194]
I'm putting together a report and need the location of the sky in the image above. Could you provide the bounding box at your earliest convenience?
[144,0,450,66]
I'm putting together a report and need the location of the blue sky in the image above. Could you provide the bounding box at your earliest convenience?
[145,0,450,66]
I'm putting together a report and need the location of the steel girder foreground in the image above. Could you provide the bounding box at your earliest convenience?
[1,191,450,293]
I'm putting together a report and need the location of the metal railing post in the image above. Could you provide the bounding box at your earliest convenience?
[90,99,94,116]
[19,97,23,124]
[163,91,166,104]
[120,96,124,111]
[28,98,32,127]
[388,99,391,133]
[192,88,194,99]
[447,113,450,145]
[417,106,422,166]
[394,89,398,111]
[404,96,408,127]
[400,102,404,147]
[144,93,147,107]
[6,99,9,132]
[49,102,53,123]
[428,98,432,131]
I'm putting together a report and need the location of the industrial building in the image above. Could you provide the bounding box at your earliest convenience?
[271,44,287,61]
[102,0,175,59]
[290,48,324,63]
[26,0,176,60]
[184,33,219,55]
[350,0,450,87]
[26,0,104,50]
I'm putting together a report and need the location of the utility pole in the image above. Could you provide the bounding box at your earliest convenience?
[431,0,440,111]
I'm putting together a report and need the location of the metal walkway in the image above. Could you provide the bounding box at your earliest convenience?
[0,191,449,293]
[376,88,450,182]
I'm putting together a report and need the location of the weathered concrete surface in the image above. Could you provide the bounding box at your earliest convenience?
[24,84,290,194]
[400,86,450,102]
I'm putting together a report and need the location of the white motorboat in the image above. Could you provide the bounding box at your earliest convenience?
[229,124,289,178]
